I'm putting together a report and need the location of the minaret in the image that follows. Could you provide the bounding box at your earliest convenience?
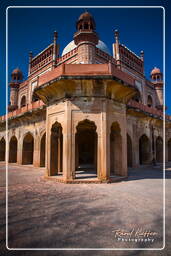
[113,30,121,68]
[28,51,33,75]
[140,50,144,74]
[73,11,99,64]
[53,31,58,68]
[8,68,23,112]
[150,67,163,110]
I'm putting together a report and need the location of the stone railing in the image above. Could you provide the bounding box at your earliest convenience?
[57,48,78,64]
[95,48,116,65]
[0,100,45,122]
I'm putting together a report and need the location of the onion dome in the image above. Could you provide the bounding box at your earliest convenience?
[11,68,23,81]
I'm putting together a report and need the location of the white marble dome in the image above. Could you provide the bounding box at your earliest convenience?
[62,40,111,56]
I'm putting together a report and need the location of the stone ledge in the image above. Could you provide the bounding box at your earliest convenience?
[43,175,127,184]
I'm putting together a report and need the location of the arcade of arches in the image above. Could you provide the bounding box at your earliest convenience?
[0,126,171,181]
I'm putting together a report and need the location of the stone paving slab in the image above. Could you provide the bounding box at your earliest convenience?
[0,163,171,256]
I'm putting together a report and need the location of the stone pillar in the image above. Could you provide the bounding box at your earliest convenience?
[33,134,40,167]
[75,136,79,170]
[99,100,110,181]
[57,136,61,173]
[131,127,139,167]
[63,101,74,181]
[46,116,51,176]
[121,124,127,176]
[17,136,23,165]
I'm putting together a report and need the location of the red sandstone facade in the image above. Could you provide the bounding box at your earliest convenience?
[0,11,170,183]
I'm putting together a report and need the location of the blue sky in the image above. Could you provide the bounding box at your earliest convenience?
[0,0,170,115]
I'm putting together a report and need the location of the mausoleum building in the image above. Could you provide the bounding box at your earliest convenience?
[0,11,171,183]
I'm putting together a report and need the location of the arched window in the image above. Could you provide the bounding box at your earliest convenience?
[132,93,141,103]
[147,95,153,107]
[20,95,26,107]
[84,23,88,29]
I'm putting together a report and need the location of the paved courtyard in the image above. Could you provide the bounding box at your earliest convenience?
[0,163,171,256]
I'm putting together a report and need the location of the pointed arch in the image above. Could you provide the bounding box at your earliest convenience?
[127,133,133,167]
[156,136,163,163]
[0,137,5,161]
[50,122,63,175]
[75,119,97,177]
[20,95,26,107]
[9,136,17,163]
[168,138,171,161]
[22,133,34,164]
[110,122,122,175]
[139,134,151,165]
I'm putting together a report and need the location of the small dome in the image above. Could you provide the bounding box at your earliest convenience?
[11,68,23,81]
[76,11,96,31]
[151,67,161,75]
[62,40,111,56]
[78,11,93,21]
[12,67,23,76]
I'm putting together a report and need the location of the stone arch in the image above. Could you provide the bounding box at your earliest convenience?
[50,122,63,176]
[20,95,26,107]
[147,95,153,107]
[9,136,17,163]
[139,134,151,165]
[0,137,5,161]
[168,138,171,161]
[22,133,34,164]
[127,133,133,167]
[156,136,163,163]
[40,133,46,167]
[132,91,142,103]
[75,119,97,177]
[110,122,122,175]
